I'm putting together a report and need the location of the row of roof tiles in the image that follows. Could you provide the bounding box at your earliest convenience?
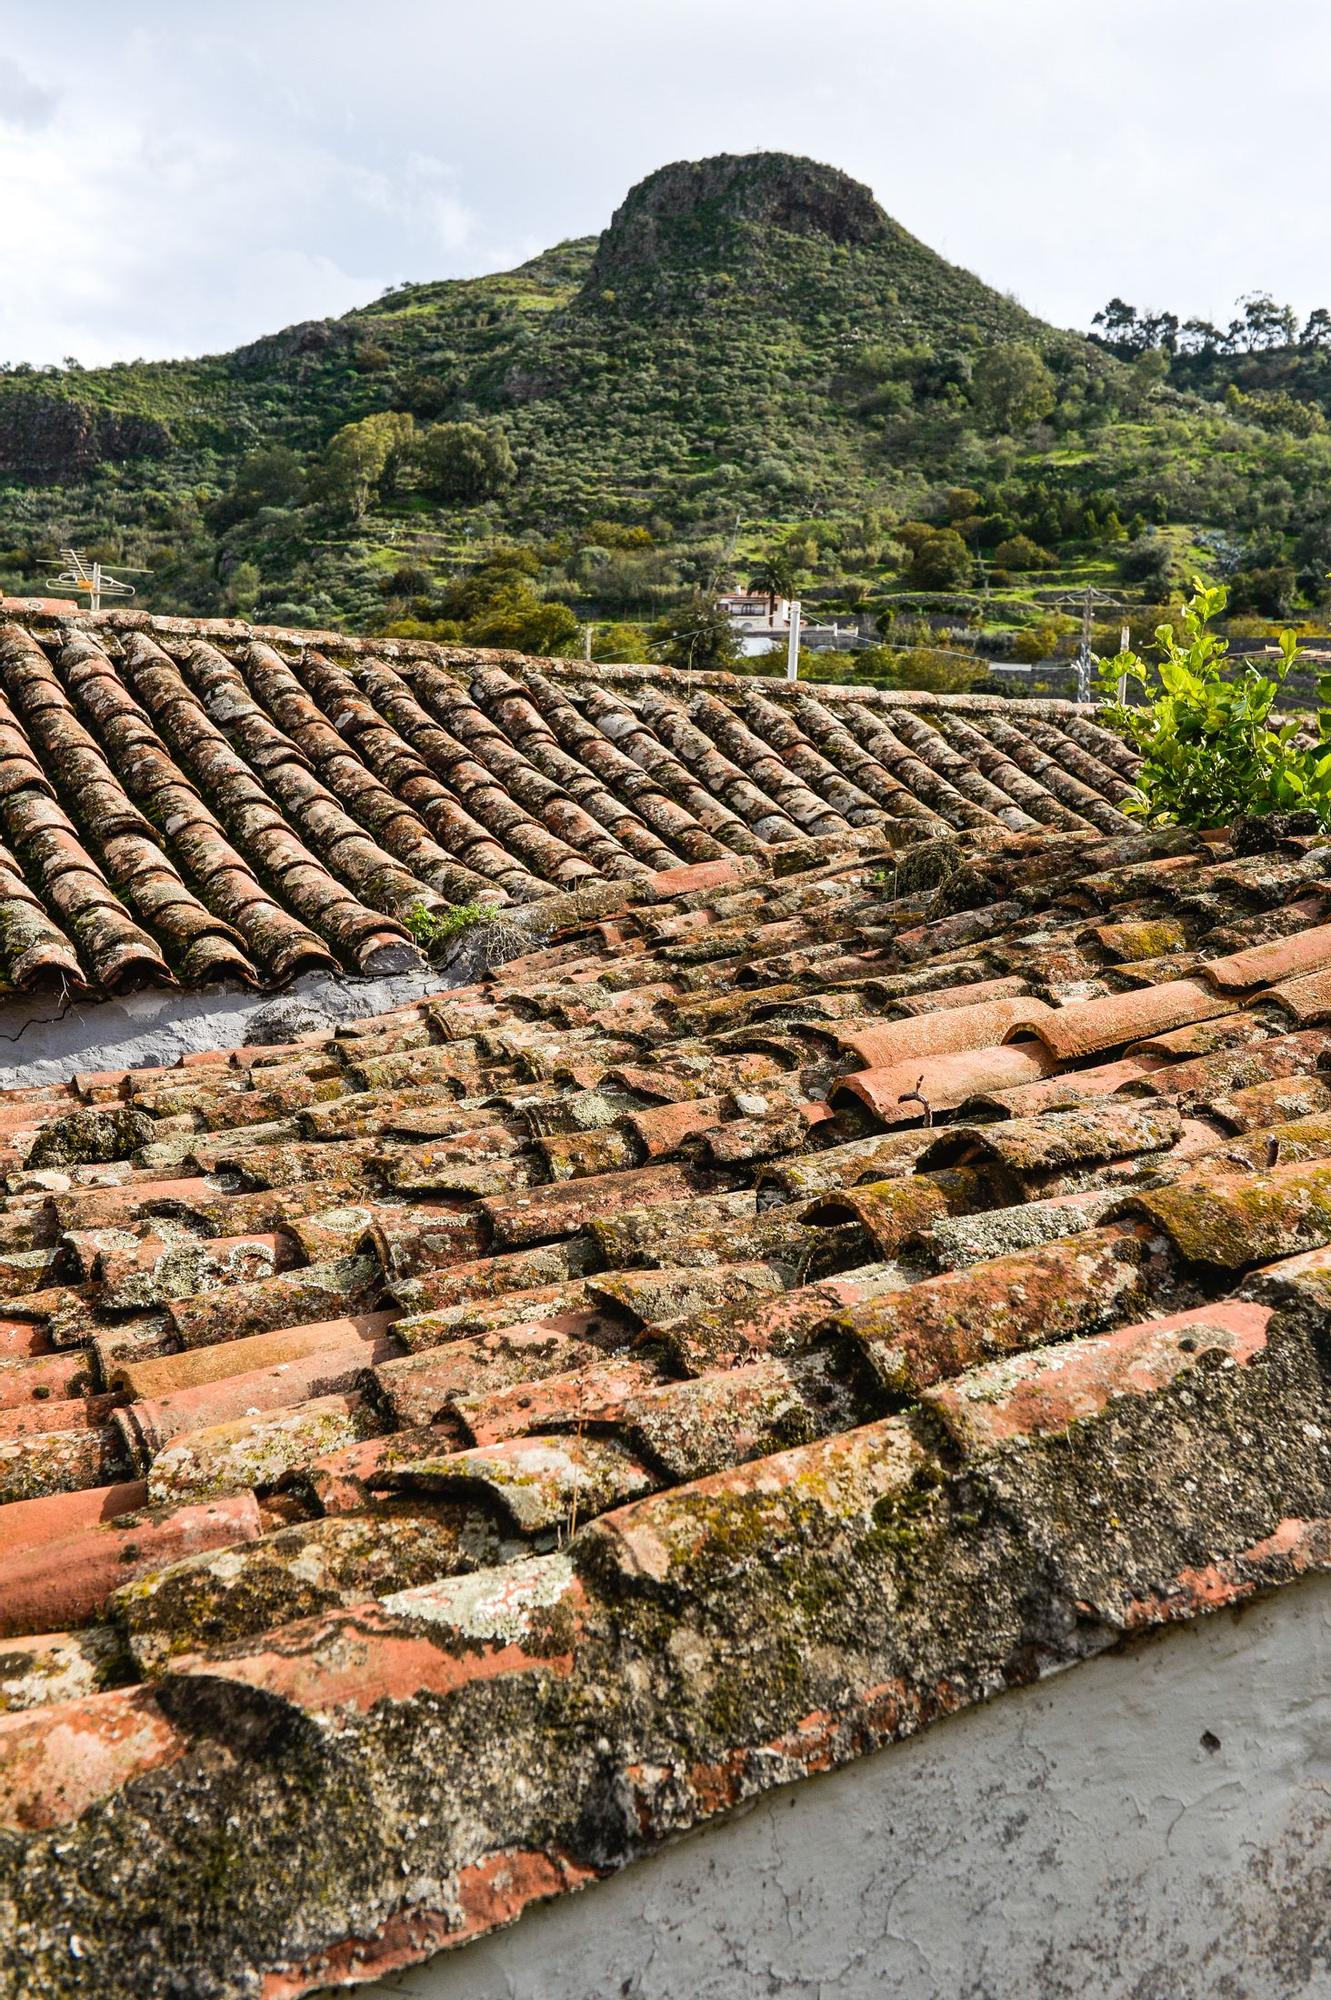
[0,609,1137,993]
[9,813,1331,1993]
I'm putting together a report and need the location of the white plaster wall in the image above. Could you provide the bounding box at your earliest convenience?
[343,1572,1331,2000]
[0,968,458,1091]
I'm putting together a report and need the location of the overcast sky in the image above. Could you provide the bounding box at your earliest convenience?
[2,0,1329,367]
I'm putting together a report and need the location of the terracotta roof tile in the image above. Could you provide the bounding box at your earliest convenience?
[11,773,1331,1993]
[0,609,1139,990]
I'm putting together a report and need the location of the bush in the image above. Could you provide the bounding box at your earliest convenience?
[992,533,1056,572]
[906,527,973,591]
[1229,563,1298,619]
[1098,579,1331,828]
[465,589,579,654]
[973,343,1056,429]
[881,647,986,692]
[649,593,743,671]
[1010,614,1074,663]
[416,421,516,503]
[591,621,651,663]
[1119,535,1178,592]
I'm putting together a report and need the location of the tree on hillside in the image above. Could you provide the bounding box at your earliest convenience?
[465,586,578,655]
[747,547,797,616]
[1230,292,1298,353]
[905,527,973,591]
[973,343,1056,431]
[208,446,305,529]
[1302,309,1331,351]
[992,533,1055,573]
[591,621,652,663]
[316,412,415,521]
[417,421,517,503]
[1118,534,1179,594]
[1229,563,1297,619]
[651,593,743,671]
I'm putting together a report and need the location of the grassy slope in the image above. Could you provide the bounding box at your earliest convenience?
[1,153,1328,634]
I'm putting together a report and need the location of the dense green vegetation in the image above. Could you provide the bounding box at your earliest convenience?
[4,151,1331,676]
[1099,581,1331,829]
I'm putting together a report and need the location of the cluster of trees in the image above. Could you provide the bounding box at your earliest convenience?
[208,417,518,531]
[1092,293,1331,358]
[843,339,1060,433]
[15,218,1331,664]
[378,546,580,654]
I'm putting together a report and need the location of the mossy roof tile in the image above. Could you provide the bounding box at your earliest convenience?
[6,792,1331,1992]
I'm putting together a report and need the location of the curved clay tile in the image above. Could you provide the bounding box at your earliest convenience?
[353,658,563,895]
[412,662,621,880]
[881,708,1040,833]
[632,685,805,845]
[1018,716,1139,807]
[519,666,726,864]
[929,710,1092,832]
[55,638,336,983]
[0,837,83,989]
[115,635,418,972]
[366,660,598,890]
[0,632,266,982]
[237,644,499,904]
[967,710,1128,833]
[173,643,444,919]
[833,703,1006,834]
[683,689,854,841]
[0,758,168,993]
[733,688,886,827]
[0,635,158,848]
[578,685,765,855]
[469,667,675,873]
[1051,708,1143,780]
[786,693,949,828]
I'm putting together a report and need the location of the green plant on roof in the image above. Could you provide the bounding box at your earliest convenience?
[405,901,498,956]
[1097,577,1331,829]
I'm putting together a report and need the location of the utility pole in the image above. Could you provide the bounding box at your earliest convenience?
[582,624,592,663]
[1051,584,1130,706]
[1074,585,1095,704]
[1117,623,1130,705]
[786,598,802,681]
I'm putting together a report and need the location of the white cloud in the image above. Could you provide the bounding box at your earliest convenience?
[1,0,1330,362]
[0,57,58,132]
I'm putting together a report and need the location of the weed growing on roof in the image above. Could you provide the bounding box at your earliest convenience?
[404,901,498,955]
[1098,578,1331,829]
[406,898,539,973]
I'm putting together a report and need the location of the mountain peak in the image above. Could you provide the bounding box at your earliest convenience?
[585,152,888,287]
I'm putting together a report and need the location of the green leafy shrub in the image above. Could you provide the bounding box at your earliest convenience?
[405,902,497,954]
[1098,578,1331,827]
[992,533,1055,572]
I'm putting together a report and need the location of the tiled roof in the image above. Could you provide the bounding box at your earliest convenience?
[0,607,1139,992]
[9,812,1331,1992]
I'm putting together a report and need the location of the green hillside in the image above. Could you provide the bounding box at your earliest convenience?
[2,151,1330,667]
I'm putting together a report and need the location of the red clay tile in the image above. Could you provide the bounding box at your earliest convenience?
[1205,922,1331,992]
[0,1686,187,1831]
[0,1492,261,1636]
[923,1300,1272,1452]
[1026,979,1235,1061]
[835,995,1054,1071]
[832,1041,1058,1124]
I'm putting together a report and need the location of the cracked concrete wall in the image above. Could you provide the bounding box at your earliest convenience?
[342,1571,1331,2000]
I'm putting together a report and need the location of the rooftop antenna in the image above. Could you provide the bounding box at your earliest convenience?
[45,549,146,614]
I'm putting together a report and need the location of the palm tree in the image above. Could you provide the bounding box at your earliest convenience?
[747,549,796,621]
